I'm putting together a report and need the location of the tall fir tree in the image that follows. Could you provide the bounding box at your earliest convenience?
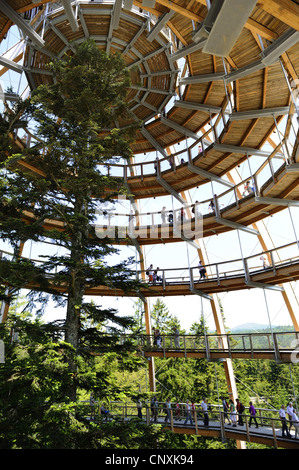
[0,40,141,400]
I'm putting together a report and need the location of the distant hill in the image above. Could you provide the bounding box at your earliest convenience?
[229,323,294,333]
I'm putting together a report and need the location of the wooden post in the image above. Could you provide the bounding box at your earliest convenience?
[245,416,251,443]
[272,419,278,448]
[194,411,198,435]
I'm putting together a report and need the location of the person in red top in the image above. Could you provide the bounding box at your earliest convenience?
[191,401,196,419]
[175,401,181,421]
[236,398,245,426]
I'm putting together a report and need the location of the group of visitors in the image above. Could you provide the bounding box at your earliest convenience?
[160,202,202,225]
[160,206,173,224]
[160,206,186,224]
[93,394,299,440]
[242,180,255,197]
[146,264,162,284]
[198,260,207,279]
[221,396,248,427]
[146,260,208,286]
[279,402,299,438]
[152,326,180,349]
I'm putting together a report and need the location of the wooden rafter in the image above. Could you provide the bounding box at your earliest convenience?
[256,0,299,31]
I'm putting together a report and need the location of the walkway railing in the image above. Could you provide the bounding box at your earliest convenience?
[96,128,287,183]
[133,242,299,288]
[137,331,299,362]
[83,400,299,448]
[1,242,298,289]
[96,146,292,229]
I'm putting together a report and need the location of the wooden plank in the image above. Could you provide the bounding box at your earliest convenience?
[256,0,299,31]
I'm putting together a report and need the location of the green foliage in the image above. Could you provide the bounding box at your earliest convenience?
[151,299,182,333]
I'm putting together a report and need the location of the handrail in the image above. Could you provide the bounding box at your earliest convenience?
[96,131,286,186]
[1,241,298,284]
[137,331,299,361]
[82,400,299,447]
[134,241,298,283]
[96,153,294,228]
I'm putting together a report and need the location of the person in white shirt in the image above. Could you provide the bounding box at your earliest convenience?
[279,405,291,438]
[184,400,193,425]
[201,398,209,427]
[292,410,299,439]
[287,402,295,433]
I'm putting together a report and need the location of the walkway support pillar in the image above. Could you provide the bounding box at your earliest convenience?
[180,190,246,449]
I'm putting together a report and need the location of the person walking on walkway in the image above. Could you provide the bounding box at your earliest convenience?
[201,398,209,427]
[173,326,180,349]
[198,260,207,279]
[292,410,299,439]
[155,329,162,348]
[279,405,292,438]
[221,396,231,424]
[229,399,237,427]
[184,400,193,425]
[248,401,258,428]
[164,398,171,423]
[287,402,295,434]
[236,398,245,426]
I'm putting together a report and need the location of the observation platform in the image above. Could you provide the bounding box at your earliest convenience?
[3,1,298,208]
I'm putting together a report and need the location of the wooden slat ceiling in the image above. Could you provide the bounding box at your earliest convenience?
[0,0,298,164]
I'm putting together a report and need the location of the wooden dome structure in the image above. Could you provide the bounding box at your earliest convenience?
[0,0,298,160]
[1,0,299,450]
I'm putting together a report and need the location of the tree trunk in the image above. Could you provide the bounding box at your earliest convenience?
[64,233,85,402]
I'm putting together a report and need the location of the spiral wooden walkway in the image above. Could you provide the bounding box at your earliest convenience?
[92,401,299,449]
[139,330,299,364]
[3,241,298,299]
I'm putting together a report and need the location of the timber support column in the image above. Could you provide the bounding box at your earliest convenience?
[139,252,156,392]
[143,299,156,393]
